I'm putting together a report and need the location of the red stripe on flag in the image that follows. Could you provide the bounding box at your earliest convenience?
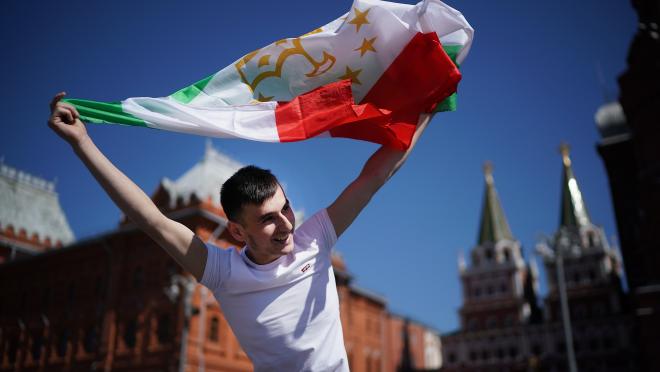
[330,32,461,150]
[275,79,391,142]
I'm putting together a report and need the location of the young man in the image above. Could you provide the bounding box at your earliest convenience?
[49,92,430,371]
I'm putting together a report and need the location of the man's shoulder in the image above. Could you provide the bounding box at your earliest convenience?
[204,242,241,266]
[294,209,329,234]
[206,242,240,253]
[294,209,336,253]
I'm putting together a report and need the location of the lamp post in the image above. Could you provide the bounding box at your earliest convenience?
[536,234,578,372]
[164,274,196,372]
[163,222,226,372]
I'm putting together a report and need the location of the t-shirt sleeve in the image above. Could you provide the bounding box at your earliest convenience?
[305,209,338,254]
[200,243,230,291]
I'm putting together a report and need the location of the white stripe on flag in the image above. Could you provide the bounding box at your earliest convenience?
[122,97,280,141]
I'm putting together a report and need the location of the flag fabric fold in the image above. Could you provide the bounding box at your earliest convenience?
[66,0,473,149]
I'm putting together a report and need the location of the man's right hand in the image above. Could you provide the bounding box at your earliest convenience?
[48,92,89,147]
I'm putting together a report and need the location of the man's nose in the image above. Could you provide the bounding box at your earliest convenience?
[276,213,293,231]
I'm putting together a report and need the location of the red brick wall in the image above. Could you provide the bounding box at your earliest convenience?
[0,207,437,372]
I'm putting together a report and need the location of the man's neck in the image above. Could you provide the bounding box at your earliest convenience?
[245,247,280,265]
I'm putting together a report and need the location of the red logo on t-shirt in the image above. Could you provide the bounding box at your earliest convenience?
[301,263,311,273]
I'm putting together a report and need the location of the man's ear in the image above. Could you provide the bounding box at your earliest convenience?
[227,221,246,244]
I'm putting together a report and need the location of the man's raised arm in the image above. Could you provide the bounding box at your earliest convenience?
[48,93,208,280]
[326,113,432,237]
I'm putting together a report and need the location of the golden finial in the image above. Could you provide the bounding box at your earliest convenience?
[559,142,571,167]
[483,161,494,184]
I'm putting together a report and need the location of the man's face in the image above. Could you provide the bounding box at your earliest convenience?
[229,185,296,265]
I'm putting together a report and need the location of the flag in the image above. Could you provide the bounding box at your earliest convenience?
[66,0,473,149]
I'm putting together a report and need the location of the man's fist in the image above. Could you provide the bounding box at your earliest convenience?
[48,92,88,146]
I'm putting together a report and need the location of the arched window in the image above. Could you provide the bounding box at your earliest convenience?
[157,314,171,344]
[472,253,480,267]
[573,272,581,283]
[67,284,75,303]
[587,233,597,247]
[20,291,27,314]
[124,319,137,349]
[42,288,51,310]
[371,355,380,372]
[592,302,606,316]
[7,335,19,364]
[66,283,75,315]
[503,248,511,262]
[95,276,107,298]
[209,316,220,342]
[573,304,587,319]
[31,331,44,361]
[56,329,70,357]
[132,267,144,289]
[84,326,99,353]
[556,341,565,354]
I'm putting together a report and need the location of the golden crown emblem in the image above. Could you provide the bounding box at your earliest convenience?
[234,28,336,100]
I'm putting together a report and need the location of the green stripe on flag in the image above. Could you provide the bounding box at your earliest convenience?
[63,99,147,127]
[170,74,214,104]
[443,45,462,65]
[435,45,462,113]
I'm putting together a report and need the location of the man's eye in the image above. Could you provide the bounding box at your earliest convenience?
[283,204,290,212]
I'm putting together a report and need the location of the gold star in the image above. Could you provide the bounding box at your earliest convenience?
[348,7,370,33]
[354,36,377,57]
[257,92,274,102]
[339,66,362,85]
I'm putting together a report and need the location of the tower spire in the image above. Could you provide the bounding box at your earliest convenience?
[559,143,591,228]
[478,162,514,244]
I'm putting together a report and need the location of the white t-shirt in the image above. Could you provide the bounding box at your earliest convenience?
[201,209,349,372]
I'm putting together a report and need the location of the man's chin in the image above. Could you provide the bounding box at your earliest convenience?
[280,243,294,254]
[273,234,294,254]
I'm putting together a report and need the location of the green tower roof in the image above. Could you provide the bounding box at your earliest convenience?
[559,143,591,228]
[478,162,514,244]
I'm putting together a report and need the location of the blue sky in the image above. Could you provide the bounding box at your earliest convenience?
[2,0,636,332]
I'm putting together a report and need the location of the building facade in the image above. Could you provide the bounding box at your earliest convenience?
[0,161,74,263]
[441,150,636,372]
[597,0,660,369]
[0,144,441,372]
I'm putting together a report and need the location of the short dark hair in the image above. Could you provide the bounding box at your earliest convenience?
[220,165,280,222]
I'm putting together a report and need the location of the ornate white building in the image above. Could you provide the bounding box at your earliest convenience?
[0,161,74,263]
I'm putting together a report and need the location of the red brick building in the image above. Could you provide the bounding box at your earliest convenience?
[0,145,442,371]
